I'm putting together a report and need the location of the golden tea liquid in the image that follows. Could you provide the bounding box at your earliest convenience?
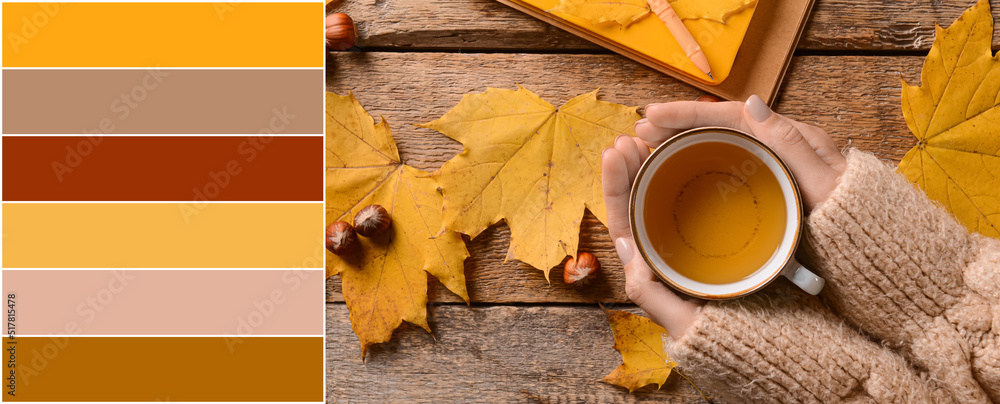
[643,141,786,284]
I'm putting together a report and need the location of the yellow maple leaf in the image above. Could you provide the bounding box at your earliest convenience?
[898,0,1000,239]
[603,308,678,392]
[326,92,470,358]
[420,85,640,277]
[670,0,757,24]
[549,0,755,26]
[549,0,652,27]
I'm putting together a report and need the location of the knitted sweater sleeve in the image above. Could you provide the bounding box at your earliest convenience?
[665,282,946,403]
[662,150,1000,403]
[802,150,999,403]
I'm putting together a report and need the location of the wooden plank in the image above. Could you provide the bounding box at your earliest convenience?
[326,303,710,403]
[326,53,922,303]
[329,0,1000,51]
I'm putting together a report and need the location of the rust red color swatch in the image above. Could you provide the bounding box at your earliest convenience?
[3,136,322,201]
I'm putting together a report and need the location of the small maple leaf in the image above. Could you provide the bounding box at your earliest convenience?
[898,0,1000,239]
[670,0,757,24]
[326,92,470,359]
[420,85,641,277]
[550,0,652,27]
[549,0,757,26]
[603,308,678,392]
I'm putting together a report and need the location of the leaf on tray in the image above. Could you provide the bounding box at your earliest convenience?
[549,0,756,26]
[326,92,470,359]
[420,85,640,277]
[603,308,678,392]
[549,0,652,27]
[670,0,757,24]
[897,0,1000,239]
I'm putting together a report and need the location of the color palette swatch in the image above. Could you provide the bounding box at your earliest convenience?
[2,2,325,402]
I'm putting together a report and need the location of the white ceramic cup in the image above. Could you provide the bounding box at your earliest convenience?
[629,127,825,299]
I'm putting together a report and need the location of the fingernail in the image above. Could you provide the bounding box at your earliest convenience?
[602,147,614,159]
[634,118,648,130]
[644,103,661,112]
[614,237,634,265]
[745,95,772,122]
[615,134,630,145]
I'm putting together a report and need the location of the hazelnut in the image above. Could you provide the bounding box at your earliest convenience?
[326,13,357,51]
[563,252,601,287]
[353,204,391,237]
[326,221,359,256]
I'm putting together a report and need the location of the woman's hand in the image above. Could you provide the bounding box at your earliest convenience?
[601,95,847,339]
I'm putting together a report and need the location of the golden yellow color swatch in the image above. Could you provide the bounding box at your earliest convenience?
[3,203,323,268]
[2,2,323,67]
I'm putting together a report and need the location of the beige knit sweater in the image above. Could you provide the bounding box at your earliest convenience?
[665,150,1000,403]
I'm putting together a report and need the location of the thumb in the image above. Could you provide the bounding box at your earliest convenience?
[742,95,836,208]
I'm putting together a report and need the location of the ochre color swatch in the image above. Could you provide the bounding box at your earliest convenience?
[2,2,323,67]
[2,270,325,335]
[3,136,323,201]
[5,337,323,401]
[3,69,322,134]
[2,203,324,268]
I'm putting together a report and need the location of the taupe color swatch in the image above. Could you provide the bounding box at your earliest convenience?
[3,69,322,134]
[2,270,325,335]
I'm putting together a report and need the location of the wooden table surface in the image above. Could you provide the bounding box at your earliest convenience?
[324,0,999,401]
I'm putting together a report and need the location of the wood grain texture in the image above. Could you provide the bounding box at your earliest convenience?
[326,52,922,303]
[327,303,709,403]
[329,0,1000,51]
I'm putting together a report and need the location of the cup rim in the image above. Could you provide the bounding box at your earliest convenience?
[628,127,804,300]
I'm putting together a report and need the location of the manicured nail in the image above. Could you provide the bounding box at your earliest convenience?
[745,94,772,122]
[614,237,634,265]
[634,118,649,130]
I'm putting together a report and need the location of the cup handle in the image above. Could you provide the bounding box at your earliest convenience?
[782,259,825,295]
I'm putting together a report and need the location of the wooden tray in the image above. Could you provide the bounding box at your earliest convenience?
[495,0,816,105]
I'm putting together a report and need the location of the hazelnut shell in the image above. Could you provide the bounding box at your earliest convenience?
[563,252,601,287]
[353,204,391,237]
[326,221,359,256]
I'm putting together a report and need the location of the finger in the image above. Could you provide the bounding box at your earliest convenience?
[614,135,643,181]
[743,95,842,209]
[790,120,847,172]
[632,136,651,161]
[602,148,633,241]
[616,237,700,337]
[634,119,672,149]
[641,101,752,144]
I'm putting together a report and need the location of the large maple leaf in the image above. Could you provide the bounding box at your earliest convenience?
[326,92,470,358]
[898,0,1000,239]
[603,308,678,392]
[420,86,640,277]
